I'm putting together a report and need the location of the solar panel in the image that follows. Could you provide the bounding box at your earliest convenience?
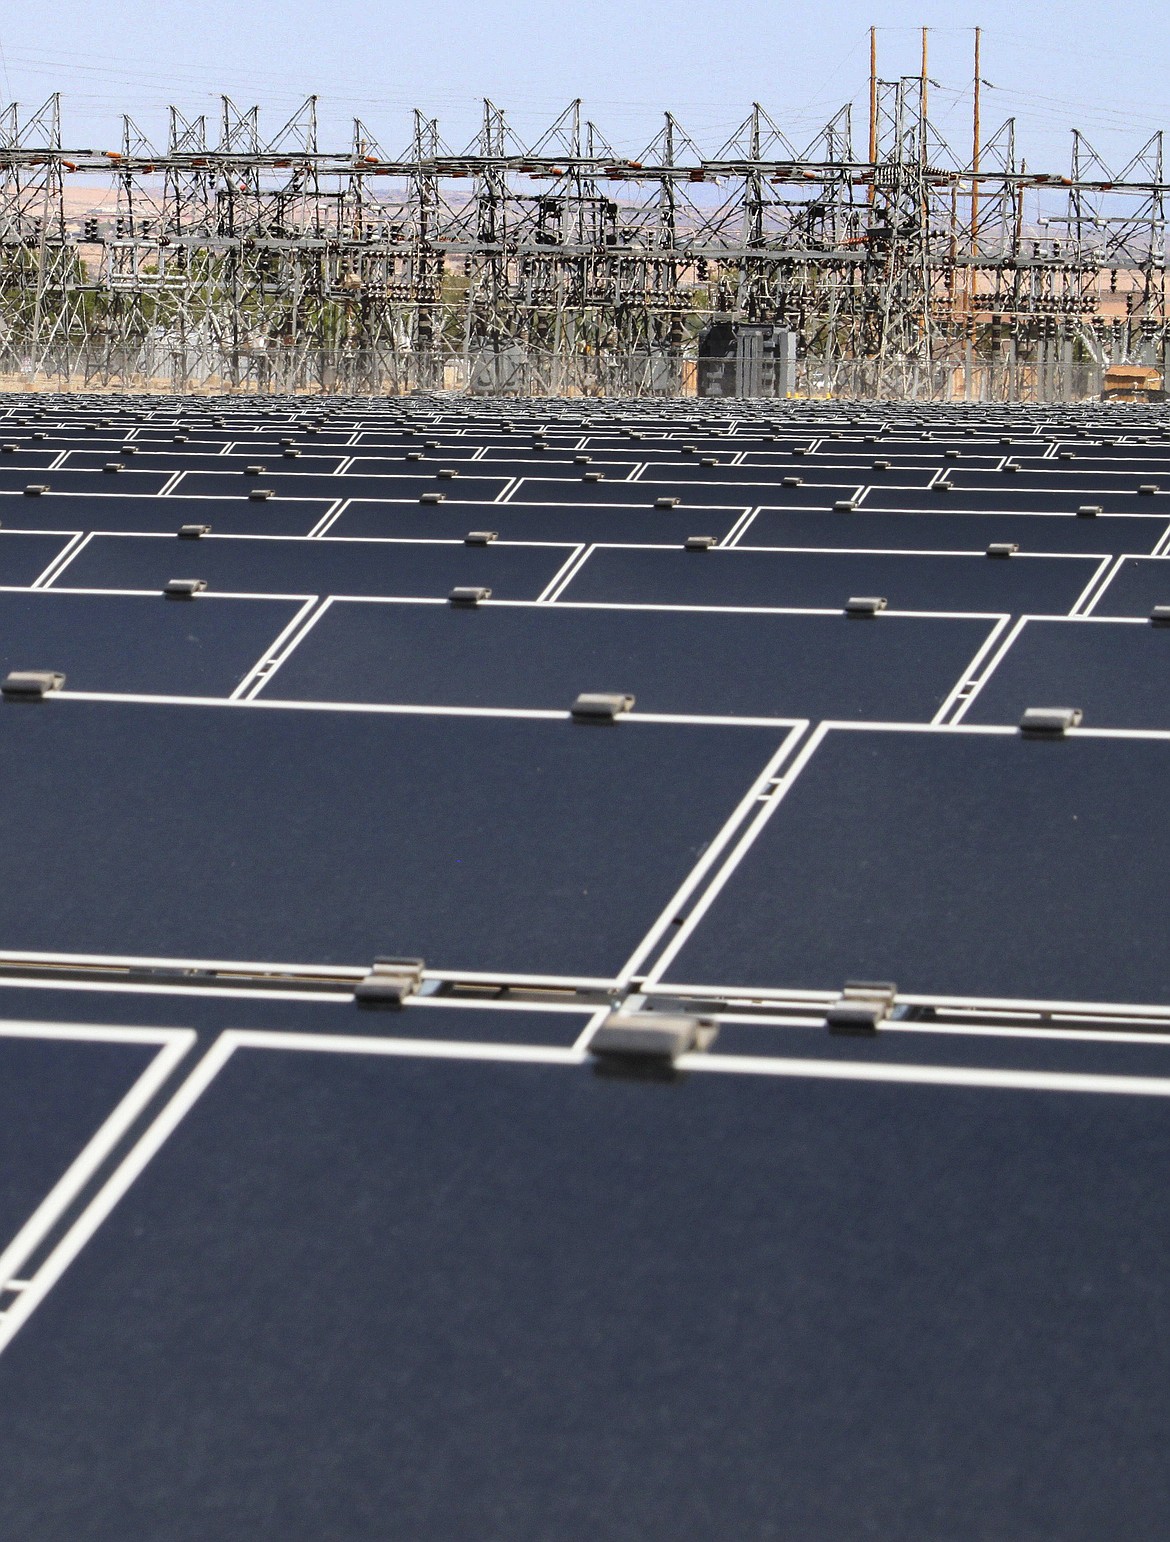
[4,395,1170,1532]
[0,532,82,585]
[959,616,1170,729]
[511,475,801,509]
[0,696,794,978]
[1087,556,1170,617]
[0,491,337,537]
[50,534,577,600]
[0,467,174,497]
[326,499,748,545]
[0,1025,173,1260]
[0,589,307,696]
[256,598,998,721]
[0,447,59,468]
[653,723,1170,1008]
[865,485,1170,515]
[173,470,515,503]
[557,545,1103,614]
[60,450,352,475]
[1,1033,1167,1537]
[741,507,1165,554]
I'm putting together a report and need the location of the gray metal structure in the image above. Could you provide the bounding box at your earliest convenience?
[0,77,1166,398]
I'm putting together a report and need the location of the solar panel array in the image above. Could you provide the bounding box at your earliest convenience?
[2,392,1170,1537]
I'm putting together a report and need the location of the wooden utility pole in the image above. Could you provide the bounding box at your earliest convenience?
[972,27,982,253]
[868,26,878,204]
[921,27,929,123]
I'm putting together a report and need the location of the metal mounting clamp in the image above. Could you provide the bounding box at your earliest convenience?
[354,956,426,1008]
[1019,706,1082,736]
[164,578,207,599]
[590,1011,718,1064]
[178,524,211,539]
[1,670,65,700]
[826,980,897,1035]
[449,586,491,606]
[571,692,635,722]
[845,595,887,617]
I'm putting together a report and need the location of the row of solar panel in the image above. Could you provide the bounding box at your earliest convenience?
[5,529,1170,609]
[3,1011,1166,1539]
[22,490,1148,541]
[8,430,1136,454]
[0,698,1164,1010]
[0,587,1169,726]
[25,456,1170,488]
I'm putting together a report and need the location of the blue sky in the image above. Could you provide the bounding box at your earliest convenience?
[1,0,1166,172]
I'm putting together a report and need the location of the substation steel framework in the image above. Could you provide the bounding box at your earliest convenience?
[0,77,1165,398]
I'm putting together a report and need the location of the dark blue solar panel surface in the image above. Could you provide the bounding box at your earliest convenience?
[60,450,350,475]
[0,698,787,974]
[865,484,1170,515]
[0,467,173,497]
[951,468,1164,493]
[174,470,512,502]
[0,532,79,584]
[509,477,756,508]
[0,492,334,536]
[559,545,1099,613]
[0,590,303,695]
[1,1046,1168,1539]
[1089,556,1170,617]
[961,618,1170,729]
[50,534,574,599]
[663,726,1170,1005]
[0,1034,157,1253]
[260,599,995,720]
[3,397,1170,1537]
[327,499,744,545]
[742,507,1163,553]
